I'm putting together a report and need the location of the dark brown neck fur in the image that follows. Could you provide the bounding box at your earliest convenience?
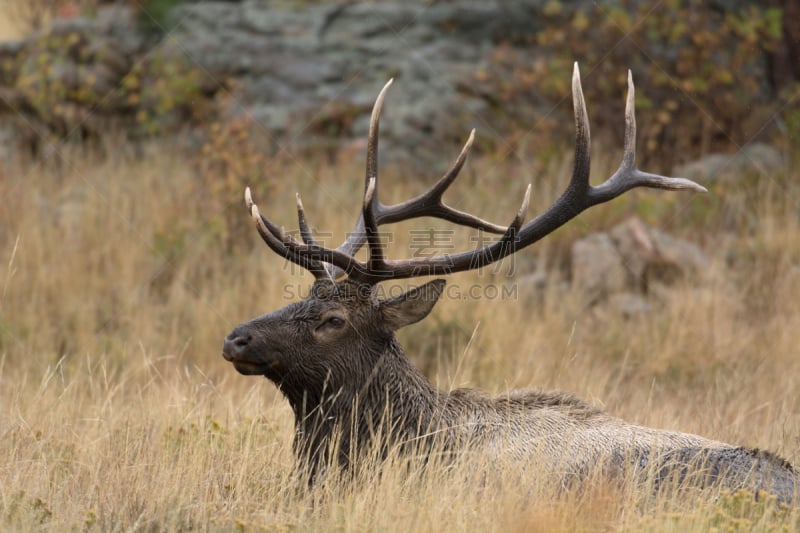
[285,334,441,473]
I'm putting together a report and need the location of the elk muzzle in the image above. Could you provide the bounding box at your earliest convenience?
[222,326,271,375]
[222,326,251,360]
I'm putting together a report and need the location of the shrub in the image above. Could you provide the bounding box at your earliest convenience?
[193,110,273,248]
[475,1,789,168]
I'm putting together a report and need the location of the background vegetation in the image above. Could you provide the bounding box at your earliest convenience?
[1,1,799,531]
[472,0,798,170]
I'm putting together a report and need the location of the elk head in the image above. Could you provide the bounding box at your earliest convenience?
[222,63,706,414]
[222,277,444,404]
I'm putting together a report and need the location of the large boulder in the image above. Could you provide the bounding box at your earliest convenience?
[166,0,553,165]
[570,217,709,312]
[571,232,629,305]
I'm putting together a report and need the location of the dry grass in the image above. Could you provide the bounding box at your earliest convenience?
[0,136,799,531]
[0,9,22,41]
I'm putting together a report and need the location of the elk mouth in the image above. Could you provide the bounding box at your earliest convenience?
[231,359,273,376]
[222,353,283,376]
[222,346,284,377]
[223,328,284,376]
[220,348,279,376]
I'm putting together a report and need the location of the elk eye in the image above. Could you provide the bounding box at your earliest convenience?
[322,316,345,329]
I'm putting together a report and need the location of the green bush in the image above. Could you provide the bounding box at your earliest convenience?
[5,26,210,143]
[475,1,789,167]
[136,0,187,37]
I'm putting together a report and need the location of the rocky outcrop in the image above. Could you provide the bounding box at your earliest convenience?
[0,1,558,162]
[508,216,709,315]
[570,217,710,314]
[167,0,552,164]
[137,0,800,171]
[0,0,789,169]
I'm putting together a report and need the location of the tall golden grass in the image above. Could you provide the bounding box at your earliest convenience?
[0,134,798,531]
[0,16,21,42]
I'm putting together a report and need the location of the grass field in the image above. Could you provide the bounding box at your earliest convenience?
[1,6,799,528]
[0,1,34,41]
[0,122,799,530]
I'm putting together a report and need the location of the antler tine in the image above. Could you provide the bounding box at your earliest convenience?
[247,195,326,277]
[511,184,532,233]
[365,79,393,207]
[621,69,636,171]
[246,187,285,247]
[478,184,530,260]
[247,187,361,279]
[489,184,532,258]
[428,129,476,201]
[332,84,504,262]
[245,186,254,210]
[362,177,385,270]
[326,79,394,269]
[280,225,362,277]
[363,79,387,265]
[568,62,591,196]
[295,193,319,246]
[589,70,708,201]
[246,188,296,250]
[476,183,531,264]
[350,182,538,283]
[380,129,508,233]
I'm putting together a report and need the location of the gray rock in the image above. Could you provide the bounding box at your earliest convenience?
[571,232,628,305]
[607,292,651,318]
[673,143,785,184]
[162,0,555,165]
[572,217,709,308]
[608,217,651,288]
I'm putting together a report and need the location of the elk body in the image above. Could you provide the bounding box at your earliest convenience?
[222,64,797,501]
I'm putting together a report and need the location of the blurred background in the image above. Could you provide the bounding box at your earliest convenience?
[0,1,799,530]
[2,0,798,167]
[1,0,797,380]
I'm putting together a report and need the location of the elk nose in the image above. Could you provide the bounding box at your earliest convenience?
[222,329,252,361]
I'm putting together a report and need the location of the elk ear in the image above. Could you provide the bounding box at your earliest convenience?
[381,279,446,330]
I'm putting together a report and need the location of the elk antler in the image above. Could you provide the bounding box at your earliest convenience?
[246,63,706,284]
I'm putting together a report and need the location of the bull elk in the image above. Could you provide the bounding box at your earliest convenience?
[222,64,797,501]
